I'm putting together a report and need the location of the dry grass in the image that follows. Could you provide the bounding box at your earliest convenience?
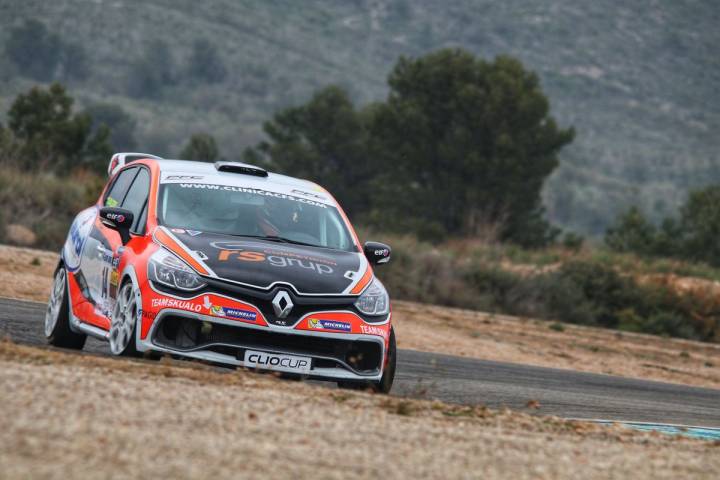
[0,245,58,302]
[0,340,718,480]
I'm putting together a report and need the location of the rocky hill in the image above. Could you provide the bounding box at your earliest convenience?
[1,0,718,235]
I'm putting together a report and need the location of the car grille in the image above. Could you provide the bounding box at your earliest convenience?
[152,314,383,374]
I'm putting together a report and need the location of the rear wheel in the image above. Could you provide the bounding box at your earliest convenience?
[45,267,86,349]
[338,327,396,394]
[109,280,140,356]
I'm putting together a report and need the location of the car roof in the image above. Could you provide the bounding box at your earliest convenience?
[156,159,318,189]
[151,159,335,205]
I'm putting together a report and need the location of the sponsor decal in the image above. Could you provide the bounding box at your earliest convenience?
[164,175,204,180]
[212,241,337,275]
[218,250,334,275]
[244,350,311,373]
[151,297,203,312]
[104,212,125,223]
[308,318,351,332]
[217,250,335,275]
[105,197,119,207]
[209,304,257,321]
[63,208,98,271]
[291,189,325,200]
[99,248,114,264]
[101,249,121,289]
[210,241,337,265]
[141,310,157,320]
[360,325,387,337]
[176,183,328,208]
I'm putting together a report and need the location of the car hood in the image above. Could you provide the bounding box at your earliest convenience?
[166,229,366,295]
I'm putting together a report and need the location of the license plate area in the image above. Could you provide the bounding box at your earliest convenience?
[243,349,311,374]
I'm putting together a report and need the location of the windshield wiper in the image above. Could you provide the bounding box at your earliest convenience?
[228,234,320,248]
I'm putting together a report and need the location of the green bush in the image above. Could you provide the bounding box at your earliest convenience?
[179,133,220,162]
[551,261,635,328]
[0,168,102,250]
[376,241,711,341]
[643,312,698,339]
[606,185,720,267]
[5,83,112,174]
[376,235,482,309]
[521,273,598,325]
[561,232,584,252]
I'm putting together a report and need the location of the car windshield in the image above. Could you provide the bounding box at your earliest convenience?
[158,182,357,252]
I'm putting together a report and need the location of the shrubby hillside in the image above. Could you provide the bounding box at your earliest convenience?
[0,0,718,235]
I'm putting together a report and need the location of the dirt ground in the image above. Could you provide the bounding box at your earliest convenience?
[0,245,58,303]
[1,244,719,389]
[0,341,717,480]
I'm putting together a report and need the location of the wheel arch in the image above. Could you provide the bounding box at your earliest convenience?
[119,262,139,288]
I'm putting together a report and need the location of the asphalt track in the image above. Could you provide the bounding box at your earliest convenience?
[2,297,719,428]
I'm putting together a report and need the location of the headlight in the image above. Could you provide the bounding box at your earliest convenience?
[148,248,206,291]
[354,278,389,316]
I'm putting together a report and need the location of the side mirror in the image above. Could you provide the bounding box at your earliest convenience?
[99,207,134,245]
[363,241,391,265]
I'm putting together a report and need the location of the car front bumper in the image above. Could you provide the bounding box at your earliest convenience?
[137,307,386,381]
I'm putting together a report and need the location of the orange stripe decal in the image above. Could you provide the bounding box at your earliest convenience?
[154,228,209,276]
[350,265,373,295]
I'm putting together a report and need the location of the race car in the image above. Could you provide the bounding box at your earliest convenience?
[45,153,396,392]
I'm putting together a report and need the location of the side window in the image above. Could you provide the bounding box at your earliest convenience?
[135,202,149,235]
[104,167,138,207]
[121,168,151,234]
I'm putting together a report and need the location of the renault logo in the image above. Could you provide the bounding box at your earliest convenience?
[272,290,293,318]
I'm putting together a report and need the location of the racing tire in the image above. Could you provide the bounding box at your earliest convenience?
[109,280,140,357]
[45,267,87,350]
[338,327,396,394]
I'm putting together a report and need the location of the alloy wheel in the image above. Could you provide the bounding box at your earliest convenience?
[109,282,137,355]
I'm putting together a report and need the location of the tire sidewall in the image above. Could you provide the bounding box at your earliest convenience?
[45,266,86,349]
[377,327,397,393]
[45,268,69,340]
[110,279,141,356]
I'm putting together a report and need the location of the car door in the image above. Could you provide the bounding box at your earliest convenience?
[79,166,138,314]
[105,167,152,303]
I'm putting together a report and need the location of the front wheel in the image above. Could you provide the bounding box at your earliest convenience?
[109,280,140,356]
[45,267,86,350]
[338,327,396,394]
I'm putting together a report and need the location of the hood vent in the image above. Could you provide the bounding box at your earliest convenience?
[214,161,268,177]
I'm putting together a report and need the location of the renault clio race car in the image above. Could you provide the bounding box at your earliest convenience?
[45,153,395,392]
